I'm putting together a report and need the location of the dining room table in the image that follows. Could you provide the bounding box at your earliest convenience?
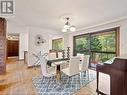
[47,58,69,81]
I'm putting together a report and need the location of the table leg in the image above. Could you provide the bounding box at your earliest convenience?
[56,65,61,81]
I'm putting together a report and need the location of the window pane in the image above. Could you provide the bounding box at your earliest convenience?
[90,36,102,51]
[75,35,89,52]
[52,38,63,50]
[91,32,116,52]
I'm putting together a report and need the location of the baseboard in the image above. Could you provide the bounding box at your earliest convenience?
[27,64,40,68]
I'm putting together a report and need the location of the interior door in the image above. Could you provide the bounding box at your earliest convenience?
[7,40,19,57]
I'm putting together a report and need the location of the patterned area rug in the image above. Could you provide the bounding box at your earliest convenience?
[32,70,96,95]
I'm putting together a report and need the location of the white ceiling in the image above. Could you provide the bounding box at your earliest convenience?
[7,0,127,32]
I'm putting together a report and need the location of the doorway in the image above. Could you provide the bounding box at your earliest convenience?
[7,33,19,60]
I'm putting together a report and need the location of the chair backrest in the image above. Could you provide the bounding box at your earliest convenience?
[77,53,84,60]
[69,56,80,76]
[58,52,63,59]
[48,52,56,60]
[81,55,90,71]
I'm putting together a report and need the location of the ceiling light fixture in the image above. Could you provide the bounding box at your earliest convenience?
[62,17,76,32]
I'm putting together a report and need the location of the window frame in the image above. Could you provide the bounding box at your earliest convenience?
[73,27,120,57]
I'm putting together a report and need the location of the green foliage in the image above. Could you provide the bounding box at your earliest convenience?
[52,39,63,50]
[98,33,115,52]
[76,36,89,51]
[90,37,102,51]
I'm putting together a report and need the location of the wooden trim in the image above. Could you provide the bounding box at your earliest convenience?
[91,51,116,54]
[0,17,6,74]
[73,27,118,38]
[6,39,8,60]
[52,38,63,41]
[73,36,76,56]
[75,50,116,54]
[73,33,89,39]
[90,27,117,35]
[116,27,120,56]
[27,65,40,69]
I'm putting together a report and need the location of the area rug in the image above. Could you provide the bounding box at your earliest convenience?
[32,70,96,95]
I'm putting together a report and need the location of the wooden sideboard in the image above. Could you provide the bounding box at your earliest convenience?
[0,17,6,74]
[96,58,127,95]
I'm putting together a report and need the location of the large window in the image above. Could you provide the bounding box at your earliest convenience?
[90,32,116,62]
[74,28,119,67]
[52,38,64,50]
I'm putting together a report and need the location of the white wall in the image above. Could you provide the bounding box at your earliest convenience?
[7,21,29,59]
[19,31,29,59]
[68,19,127,56]
[28,27,65,66]
[119,21,127,55]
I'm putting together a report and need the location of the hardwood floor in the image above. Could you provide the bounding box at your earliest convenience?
[0,59,109,95]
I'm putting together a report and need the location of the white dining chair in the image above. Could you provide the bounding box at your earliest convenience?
[79,55,90,78]
[61,56,80,81]
[77,53,84,61]
[48,52,57,69]
[58,52,63,59]
[39,55,56,79]
[48,52,56,60]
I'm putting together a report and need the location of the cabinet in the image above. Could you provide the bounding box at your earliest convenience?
[0,17,6,74]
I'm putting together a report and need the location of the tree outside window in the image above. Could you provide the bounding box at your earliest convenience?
[52,38,64,50]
